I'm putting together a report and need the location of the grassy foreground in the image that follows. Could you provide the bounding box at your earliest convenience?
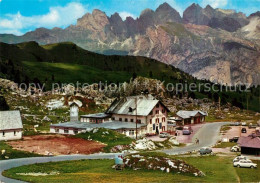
[3,156,259,182]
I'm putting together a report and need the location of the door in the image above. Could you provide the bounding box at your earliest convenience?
[156,126,159,134]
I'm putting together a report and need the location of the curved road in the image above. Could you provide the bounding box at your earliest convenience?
[0,153,122,183]
[0,122,229,183]
[163,122,230,155]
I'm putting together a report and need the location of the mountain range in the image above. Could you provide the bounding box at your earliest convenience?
[1,41,259,112]
[0,2,259,85]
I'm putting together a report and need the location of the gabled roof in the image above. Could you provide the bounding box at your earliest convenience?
[238,136,260,148]
[0,110,23,130]
[106,96,169,116]
[51,121,146,130]
[81,113,111,118]
[176,110,207,119]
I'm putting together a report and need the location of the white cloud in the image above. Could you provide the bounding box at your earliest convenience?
[119,11,136,20]
[0,2,87,35]
[202,0,228,8]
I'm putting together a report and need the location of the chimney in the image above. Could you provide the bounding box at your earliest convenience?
[70,102,79,122]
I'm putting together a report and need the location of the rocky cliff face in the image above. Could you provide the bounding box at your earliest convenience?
[183,3,249,32]
[0,2,259,85]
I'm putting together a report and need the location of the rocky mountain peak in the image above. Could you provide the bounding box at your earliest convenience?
[156,2,173,12]
[110,12,123,22]
[189,3,203,10]
[155,2,182,23]
[140,8,155,17]
[204,5,214,14]
[249,11,260,18]
[76,9,109,31]
[92,9,107,17]
[183,3,204,24]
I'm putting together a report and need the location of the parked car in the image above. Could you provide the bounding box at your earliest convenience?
[249,123,258,129]
[182,126,192,135]
[241,128,247,133]
[182,129,191,135]
[199,147,212,155]
[234,160,257,168]
[234,122,241,126]
[241,122,247,126]
[183,126,193,132]
[145,133,157,137]
[233,156,247,162]
[231,145,240,152]
[159,132,170,138]
[229,136,239,142]
[175,126,183,130]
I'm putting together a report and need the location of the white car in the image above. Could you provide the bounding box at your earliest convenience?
[159,132,170,138]
[230,145,240,152]
[234,160,257,168]
[241,122,247,126]
[233,156,247,162]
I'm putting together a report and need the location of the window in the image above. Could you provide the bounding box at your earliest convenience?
[156,118,159,123]
[159,123,162,129]
[2,131,5,137]
[129,130,135,135]
[74,129,78,134]
[153,124,155,130]
[162,126,165,131]
[162,117,165,122]
[131,119,134,122]
[162,109,165,113]
[156,110,159,114]
[150,119,152,124]
[137,119,141,123]
[64,128,69,134]
[119,118,122,121]
[55,128,59,133]
[14,131,16,136]
[125,118,128,122]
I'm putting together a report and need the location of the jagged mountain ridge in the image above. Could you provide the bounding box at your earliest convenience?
[0,2,259,85]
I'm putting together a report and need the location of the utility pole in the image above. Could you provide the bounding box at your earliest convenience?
[135,97,138,139]
[246,94,249,113]
[218,96,221,111]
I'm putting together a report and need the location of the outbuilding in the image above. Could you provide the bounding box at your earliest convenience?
[176,110,207,125]
[238,135,260,156]
[0,110,23,141]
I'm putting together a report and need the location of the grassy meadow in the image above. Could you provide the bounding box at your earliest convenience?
[3,155,259,183]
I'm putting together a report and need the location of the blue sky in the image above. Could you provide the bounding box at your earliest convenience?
[0,0,259,35]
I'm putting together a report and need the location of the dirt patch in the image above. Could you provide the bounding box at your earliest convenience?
[7,135,106,155]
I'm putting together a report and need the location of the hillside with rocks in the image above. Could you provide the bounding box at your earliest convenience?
[0,41,259,112]
[0,3,259,86]
[1,77,259,135]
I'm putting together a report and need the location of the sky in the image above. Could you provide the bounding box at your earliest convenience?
[0,0,259,35]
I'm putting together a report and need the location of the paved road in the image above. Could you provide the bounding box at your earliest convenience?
[0,122,229,183]
[163,122,230,155]
[0,153,121,183]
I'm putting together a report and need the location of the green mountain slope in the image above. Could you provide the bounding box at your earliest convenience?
[0,41,259,112]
